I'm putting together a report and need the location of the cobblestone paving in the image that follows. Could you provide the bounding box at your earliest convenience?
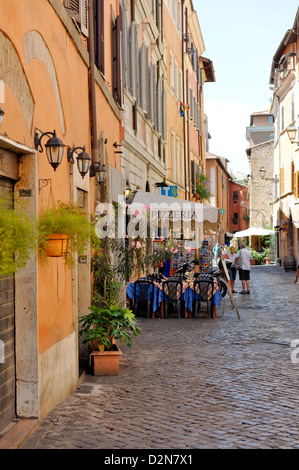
[21,266,299,449]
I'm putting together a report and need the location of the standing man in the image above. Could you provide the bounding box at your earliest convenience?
[235,243,252,294]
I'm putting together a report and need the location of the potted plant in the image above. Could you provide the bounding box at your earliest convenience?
[79,303,141,376]
[263,247,271,265]
[38,202,94,266]
[276,258,282,266]
[0,195,36,277]
[195,173,212,202]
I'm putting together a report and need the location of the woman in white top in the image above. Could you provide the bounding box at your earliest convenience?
[228,246,237,293]
[235,243,252,294]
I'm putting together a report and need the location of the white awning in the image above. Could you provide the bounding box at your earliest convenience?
[233,227,274,238]
[131,190,219,223]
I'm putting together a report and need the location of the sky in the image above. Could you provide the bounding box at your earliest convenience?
[192,0,299,178]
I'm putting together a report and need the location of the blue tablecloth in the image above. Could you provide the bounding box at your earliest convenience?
[183,286,222,310]
[126,282,161,312]
[126,281,222,313]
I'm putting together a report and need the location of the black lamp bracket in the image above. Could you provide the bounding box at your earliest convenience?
[35,131,55,153]
[67,146,85,164]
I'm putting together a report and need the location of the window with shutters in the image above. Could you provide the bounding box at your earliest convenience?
[65,0,88,37]
[280,167,285,195]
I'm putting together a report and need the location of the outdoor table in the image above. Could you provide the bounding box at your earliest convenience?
[126,281,161,317]
[127,277,222,319]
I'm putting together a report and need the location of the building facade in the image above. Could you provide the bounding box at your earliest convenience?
[228,181,249,235]
[0,0,123,432]
[269,7,299,268]
[205,153,231,243]
[0,0,216,435]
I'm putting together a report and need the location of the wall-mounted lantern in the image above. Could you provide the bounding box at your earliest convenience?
[67,146,91,179]
[35,130,65,171]
[90,161,106,184]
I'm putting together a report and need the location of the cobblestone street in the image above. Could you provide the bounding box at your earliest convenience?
[21,265,299,450]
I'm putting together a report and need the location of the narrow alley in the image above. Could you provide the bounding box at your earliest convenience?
[20,265,299,450]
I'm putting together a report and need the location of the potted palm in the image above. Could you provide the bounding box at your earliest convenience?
[38,202,94,266]
[79,303,141,375]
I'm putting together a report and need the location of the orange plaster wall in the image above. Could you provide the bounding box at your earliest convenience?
[0,0,111,354]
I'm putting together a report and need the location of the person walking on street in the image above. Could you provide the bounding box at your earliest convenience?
[235,243,252,294]
[228,245,237,293]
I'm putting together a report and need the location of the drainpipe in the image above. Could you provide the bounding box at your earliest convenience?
[88,0,98,166]
[182,0,187,200]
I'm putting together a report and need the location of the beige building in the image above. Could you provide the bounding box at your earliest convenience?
[269,8,299,269]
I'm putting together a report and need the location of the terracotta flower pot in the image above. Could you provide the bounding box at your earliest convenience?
[90,346,122,376]
[250,259,255,265]
[45,234,68,257]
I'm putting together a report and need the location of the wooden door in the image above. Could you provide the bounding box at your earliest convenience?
[0,177,16,433]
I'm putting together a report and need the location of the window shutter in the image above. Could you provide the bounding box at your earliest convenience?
[121,6,128,90]
[116,15,122,105]
[193,97,197,128]
[65,0,88,36]
[156,78,162,134]
[65,0,80,22]
[191,160,196,193]
[150,63,156,126]
[140,44,148,114]
[95,0,104,73]
[189,89,193,120]
[162,89,167,141]
[112,14,118,102]
[130,22,137,100]
[135,24,140,105]
[80,0,88,37]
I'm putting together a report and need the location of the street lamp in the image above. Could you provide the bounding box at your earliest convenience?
[125,181,132,201]
[286,124,299,144]
[90,161,106,184]
[67,146,91,179]
[259,167,279,184]
[35,130,65,171]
